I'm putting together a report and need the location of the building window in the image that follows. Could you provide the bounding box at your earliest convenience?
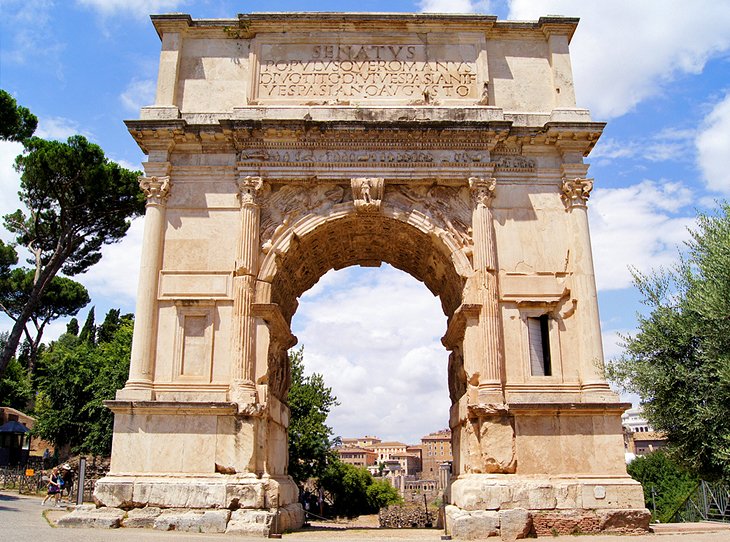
[528,315,552,376]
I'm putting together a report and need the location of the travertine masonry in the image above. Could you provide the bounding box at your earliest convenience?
[94,12,648,538]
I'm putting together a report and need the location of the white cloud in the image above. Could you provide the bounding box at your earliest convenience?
[75,216,144,307]
[696,91,730,194]
[590,180,695,291]
[292,265,450,443]
[0,141,24,232]
[35,116,89,141]
[419,0,492,13]
[76,0,188,19]
[592,128,695,164]
[120,79,157,113]
[508,1,730,119]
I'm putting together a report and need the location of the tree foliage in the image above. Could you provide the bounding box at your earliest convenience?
[0,268,89,371]
[627,451,698,522]
[287,347,339,486]
[0,334,33,410]
[0,133,144,376]
[608,203,730,480]
[319,460,402,517]
[32,309,132,455]
[0,89,38,142]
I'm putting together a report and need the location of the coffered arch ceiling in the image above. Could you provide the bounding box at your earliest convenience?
[268,213,467,325]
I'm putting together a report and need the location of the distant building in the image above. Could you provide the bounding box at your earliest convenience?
[341,435,381,448]
[421,429,452,478]
[334,445,377,468]
[621,407,666,459]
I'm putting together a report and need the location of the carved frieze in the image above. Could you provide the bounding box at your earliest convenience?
[352,177,384,213]
[238,147,488,166]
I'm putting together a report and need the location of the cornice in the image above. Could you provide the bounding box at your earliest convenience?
[149,12,578,41]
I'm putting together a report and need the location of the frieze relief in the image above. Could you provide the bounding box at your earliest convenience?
[238,148,488,166]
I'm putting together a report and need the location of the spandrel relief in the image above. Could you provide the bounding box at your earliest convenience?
[260,183,349,251]
[385,184,473,250]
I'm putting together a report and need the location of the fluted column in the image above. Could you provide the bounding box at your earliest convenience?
[118,172,171,400]
[230,175,264,406]
[561,174,612,395]
[469,177,505,404]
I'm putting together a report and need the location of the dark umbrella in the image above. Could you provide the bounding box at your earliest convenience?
[0,421,30,433]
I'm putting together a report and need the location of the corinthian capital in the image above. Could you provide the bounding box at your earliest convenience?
[561,178,593,209]
[139,176,171,205]
[469,177,497,208]
[237,176,264,206]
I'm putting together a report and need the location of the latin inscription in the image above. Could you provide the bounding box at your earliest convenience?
[257,43,478,101]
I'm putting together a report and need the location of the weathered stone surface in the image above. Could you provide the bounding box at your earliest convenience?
[226,509,273,536]
[122,506,162,528]
[134,481,226,509]
[499,508,531,541]
[446,505,499,539]
[57,507,125,529]
[532,510,600,536]
[226,482,265,509]
[276,503,305,533]
[597,508,651,533]
[93,480,133,508]
[153,509,230,533]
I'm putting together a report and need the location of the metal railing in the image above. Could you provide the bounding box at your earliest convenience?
[0,466,100,502]
[672,480,730,523]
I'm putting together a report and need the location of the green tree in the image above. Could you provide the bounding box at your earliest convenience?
[0,134,144,376]
[287,347,339,485]
[0,334,33,410]
[608,203,730,480]
[627,451,698,522]
[0,89,38,142]
[319,460,401,517]
[32,309,132,454]
[0,268,89,371]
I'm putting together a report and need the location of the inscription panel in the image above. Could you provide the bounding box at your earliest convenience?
[253,34,486,104]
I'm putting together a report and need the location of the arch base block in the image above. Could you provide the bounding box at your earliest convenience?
[446,475,649,538]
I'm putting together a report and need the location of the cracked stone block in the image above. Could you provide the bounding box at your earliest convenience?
[57,507,126,529]
[123,506,162,528]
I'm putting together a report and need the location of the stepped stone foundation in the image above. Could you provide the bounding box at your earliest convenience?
[88,11,649,537]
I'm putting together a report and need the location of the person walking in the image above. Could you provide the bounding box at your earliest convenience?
[41,467,62,507]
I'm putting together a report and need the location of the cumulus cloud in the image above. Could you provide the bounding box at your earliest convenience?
[696,92,730,194]
[292,265,450,443]
[76,0,188,19]
[589,180,695,291]
[120,79,157,113]
[508,0,730,119]
[419,0,492,13]
[35,116,90,141]
[75,216,144,308]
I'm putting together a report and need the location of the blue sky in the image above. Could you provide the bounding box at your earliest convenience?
[1,1,729,443]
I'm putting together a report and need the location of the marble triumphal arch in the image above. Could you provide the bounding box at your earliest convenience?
[96,13,649,537]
